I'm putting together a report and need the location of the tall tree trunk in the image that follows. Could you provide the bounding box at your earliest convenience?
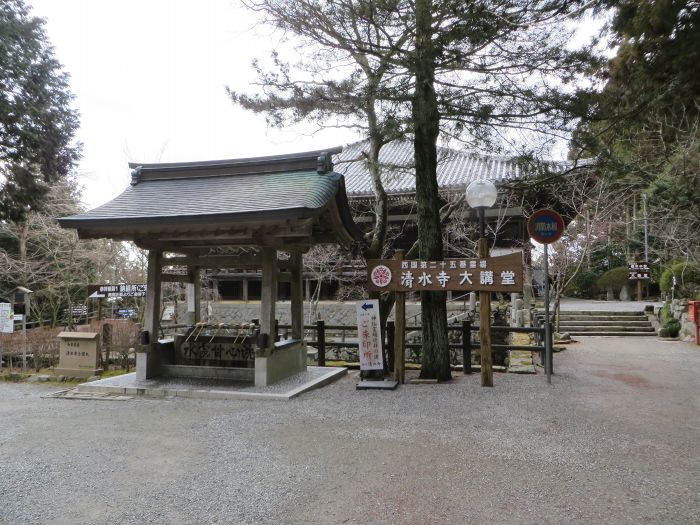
[413,0,450,381]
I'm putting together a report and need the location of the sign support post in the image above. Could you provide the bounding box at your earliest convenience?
[544,243,552,384]
[394,250,406,385]
[527,209,565,385]
[478,237,493,387]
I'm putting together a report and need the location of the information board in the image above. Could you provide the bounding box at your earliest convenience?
[356,300,383,370]
[0,303,13,333]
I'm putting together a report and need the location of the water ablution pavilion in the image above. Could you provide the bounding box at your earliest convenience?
[59,149,361,388]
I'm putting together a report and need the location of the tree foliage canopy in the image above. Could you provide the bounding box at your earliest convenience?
[0,0,81,222]
[575,1,700,264]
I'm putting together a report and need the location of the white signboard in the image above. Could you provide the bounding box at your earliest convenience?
[356,299,383,370]
[0,303,13,333]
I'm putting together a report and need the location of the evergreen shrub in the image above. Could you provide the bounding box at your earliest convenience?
[660,262,700,297]
[597,266,630,293]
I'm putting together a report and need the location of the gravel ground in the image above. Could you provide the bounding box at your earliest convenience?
[1,336,699,525]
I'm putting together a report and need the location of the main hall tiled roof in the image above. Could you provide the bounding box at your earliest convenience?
[335,140,591,197]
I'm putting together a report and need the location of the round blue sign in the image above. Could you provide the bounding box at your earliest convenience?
[527,209,565,244]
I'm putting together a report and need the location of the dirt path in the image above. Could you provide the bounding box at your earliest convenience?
[1,337,699,524]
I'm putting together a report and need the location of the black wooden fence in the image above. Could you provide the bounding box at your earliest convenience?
[279,320,553,373]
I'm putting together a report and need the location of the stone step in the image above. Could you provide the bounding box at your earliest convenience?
[558,325,655,333]
[567,331,657,337]
[558,315,649,322]
[558,320,652,326]
[558,310,646,316]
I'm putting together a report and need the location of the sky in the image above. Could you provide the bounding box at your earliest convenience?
[29,0,359,210]
[28,1,604,212]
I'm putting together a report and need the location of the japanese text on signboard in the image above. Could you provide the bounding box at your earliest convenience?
[88,283,147,299]
[356,300,383,370]
[367,252,523,292]
[628,262,651,280]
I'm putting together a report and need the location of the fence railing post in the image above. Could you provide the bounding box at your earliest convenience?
[387,320,395,372]
[316,320,326,367]
[547,321,554,375]
[538,319,546,366]
[462,320,472,374]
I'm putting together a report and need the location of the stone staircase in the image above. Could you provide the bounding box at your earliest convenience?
[556,310,656,337]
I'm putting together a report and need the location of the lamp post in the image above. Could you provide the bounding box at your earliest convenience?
[465,179,498,387]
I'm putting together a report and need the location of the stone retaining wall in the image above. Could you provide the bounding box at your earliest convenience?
[179,301,487,327]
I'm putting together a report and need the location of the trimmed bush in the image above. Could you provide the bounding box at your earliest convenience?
[660,262,700,298]
[664,318,681,338]
[597,266,630,293]
[568,270,599,298]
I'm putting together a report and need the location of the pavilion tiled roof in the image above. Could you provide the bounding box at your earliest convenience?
[335,139,591,197]
[65,170,340,221]
[58,149,362,248]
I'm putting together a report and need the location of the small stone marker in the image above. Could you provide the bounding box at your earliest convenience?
[55,332,102,378]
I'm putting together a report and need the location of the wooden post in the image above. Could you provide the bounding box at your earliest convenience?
[290,251,303,340]
[387,321,395,372]
[636,279,642,301]
[478,238,493,387]
[193,267,201,322]
[102,323,111,371]
[316,320,326,366]
[462,320,472,374]
[144,249,163,344]
[394,249,406,384]
[186,266,201,324]
[260,247,277,348]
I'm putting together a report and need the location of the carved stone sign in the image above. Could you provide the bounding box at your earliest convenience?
[55,332,102,378]
[367,252,523,292]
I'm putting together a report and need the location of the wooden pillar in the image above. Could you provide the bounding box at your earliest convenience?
[304,279,311,301]
[394,249,406,384]
[186,266,201,324]
[260,247,277,347]
[144,249,163,342]
[290,251,303,340]
[478,238,493,387]
[138,249,164,379]
[242,278,249,303]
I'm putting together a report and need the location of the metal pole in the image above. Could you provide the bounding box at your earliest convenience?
[642,193,649,263]
[544,243,552,384]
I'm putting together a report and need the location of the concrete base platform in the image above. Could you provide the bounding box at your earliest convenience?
[356,379,399,390]
[73,366,347,401]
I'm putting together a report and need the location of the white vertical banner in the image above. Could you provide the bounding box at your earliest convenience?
[186,283,195,312]
[356,299,383,370]
[0,304,13,334]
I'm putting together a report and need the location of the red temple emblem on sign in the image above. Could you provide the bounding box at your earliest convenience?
[370,265,392,288]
